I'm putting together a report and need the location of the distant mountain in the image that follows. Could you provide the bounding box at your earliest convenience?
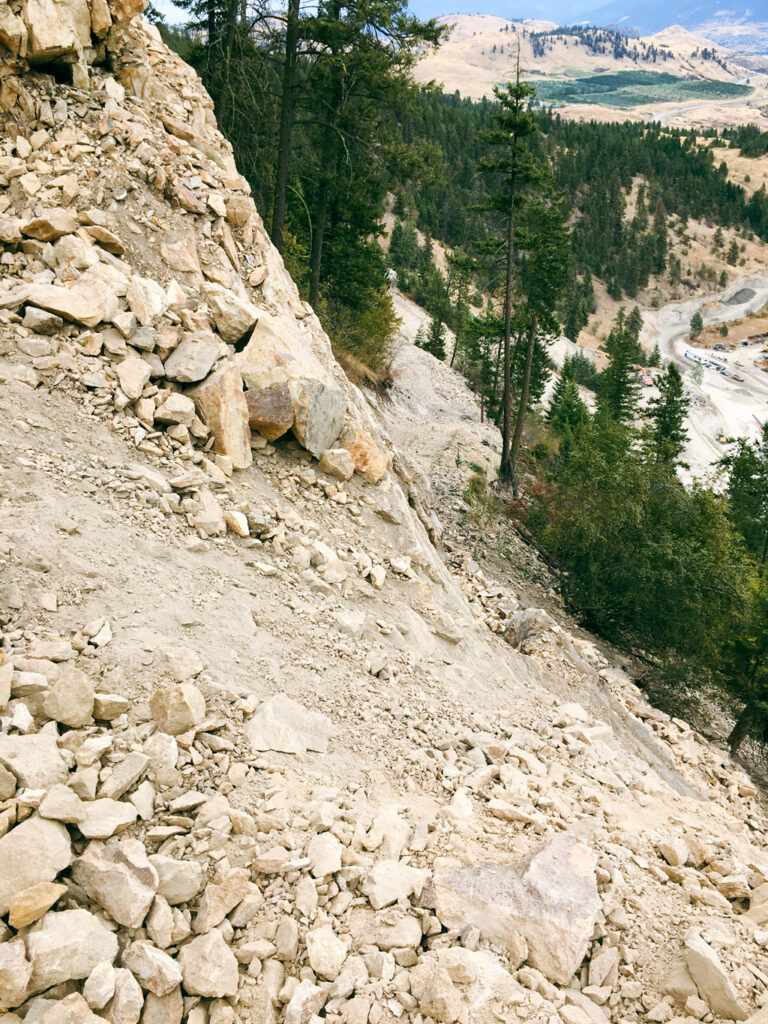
[577,1,761,36]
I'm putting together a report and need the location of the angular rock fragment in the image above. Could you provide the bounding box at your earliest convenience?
[163,332,220,384]
[0,817,71,916]
[121,943,181,997]
[244,384,294,441]
[72,840,158,928]
[202,283,258,344]
[190,362,251,470]
[685,932,748,1021]
[434,833,600,984]
[27,910,119,993]
[177,932,238,998]
[0,731,68,788]
[9,882,68,930]
[246,694,332,755]
[0,938,32,1010]
[150,683,205,735]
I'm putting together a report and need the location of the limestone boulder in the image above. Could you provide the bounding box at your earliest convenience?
[149,857,203,906]
[24,285,104,329]
[43,666,94,727]
[0,817,71,916]
[127,277,168,327]
[121,943,181,997]
[236,310,346,457]
[22,0,90,62]
[22,209,79,242]
[9,882,68,930]
[306,926,347,981]
[150,683,205,735]
[244,383,294,441]
[0,731,68,788]
[685,932,748,1020]
[190,362,251,470]
[202,283,259,344]
[27,910,119,993]
[434,833,600,984]
[108,0,147,20]
[362,860,429,910]
[163,332,220,384]
[318,448,355,481]
[0,7,28,56]
[246,694,332,756]
[0,938,32,1010]
[72,840,158,928]
[340,428,389,483]
[177,932,238,998]
[193,868,251,933]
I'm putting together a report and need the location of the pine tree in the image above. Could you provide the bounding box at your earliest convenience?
[597,312,640,424]
[690,311,704,339]
[425,317,446,360]
[645,363,689,467]
[727,240,740,266]
[477,52,540,484]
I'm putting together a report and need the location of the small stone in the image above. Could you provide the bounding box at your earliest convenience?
[78,799,138,839]
[362,860,428,910]
[307,833,343,878]
[105,967,143,1024]
[149,857,203,905]
[38,784,85,823]
[93,694,130,721]
[685,932,748,1020]
[318,449,354,481]
[283,980,327,1024]
[246,694,332,756]
[193,869,251,933]
[72,840,158,928]
[117,358,152,402]
[0,938,32,1009]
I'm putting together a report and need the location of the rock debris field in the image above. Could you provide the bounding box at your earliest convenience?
[3,3,768,1024]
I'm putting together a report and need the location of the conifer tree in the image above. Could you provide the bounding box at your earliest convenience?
[597,312,640,424]
[690,311,704,339]
[645,363,689,467]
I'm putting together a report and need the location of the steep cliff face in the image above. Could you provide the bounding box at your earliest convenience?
[4,9,768,1024]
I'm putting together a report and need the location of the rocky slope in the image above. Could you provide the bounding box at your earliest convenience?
[3,6,768,1024]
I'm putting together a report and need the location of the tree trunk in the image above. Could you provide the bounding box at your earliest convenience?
[271,0,300,254]
[509,311,538,497]
[213,0,239,126]
[728,702,754,754]
[309,185,329,309]
[498,208,516,482]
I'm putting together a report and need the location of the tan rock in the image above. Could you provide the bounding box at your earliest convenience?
[23,0,90,62]
[9,882,68,930]
[283,980,327,1024]
[149,856,203,906]
[193,487,226,537]
[0,937,32,1009]
[36,993,105,1024]
[83,961,117,1009]
[193,869,251,933]
[24,284,104,328]
[306,926,347,981]
[22,209,79,242]
[434,833,600,984]
[244,383,294,441]
[27,910,119,993]
[202,283,259,344]
[79,799,138,839]
[116,358,152,401]
[318,448,354,480]
[0,731,68,788]
[105,967,143,1024]
[140,988,183,1024]
[108,0,147,20]
[150,683,205,735]
[163,332,220,384]
[190,362,251,470]
[0,7,28,56]
[127,276,168,327]
[43,666,94,727]
[225,196,252,227]
[177,932,238,998]
[89,0,112,36]
[122,943,181,998]
[362,860,428,910]
[72,840,158,928]
[342,428,389,483]
[85,225,124,256]
[685,932,748,1020]
[246,694,332,756]
[160,233,200,276]
[0,817,71,916]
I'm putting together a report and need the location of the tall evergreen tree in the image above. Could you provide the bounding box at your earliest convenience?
[645,363,689,467]
[477,53,540,483]
[598,312,640,424]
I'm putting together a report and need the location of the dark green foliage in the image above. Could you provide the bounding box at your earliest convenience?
[563,351,600,391]
[529,418,747,661]
[645,363,689,467]
[597,309,641,423]
[727,240,740,265]
[690,311,704,338]
[721,433,768,564]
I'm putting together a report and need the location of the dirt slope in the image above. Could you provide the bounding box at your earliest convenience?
[4,8,768,1024]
